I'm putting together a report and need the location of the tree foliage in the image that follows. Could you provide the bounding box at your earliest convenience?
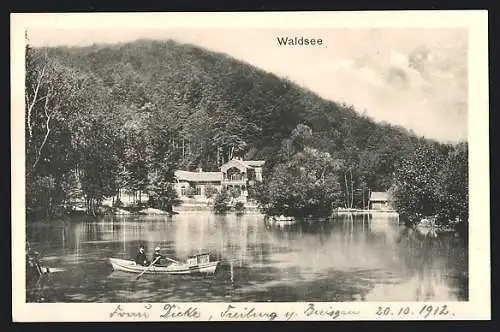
[25,39,467,224]
[391,142,468,224]
[213,189,231,214]
[257,125,343,218]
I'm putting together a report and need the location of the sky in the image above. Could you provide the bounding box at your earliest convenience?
[28,28,468,143]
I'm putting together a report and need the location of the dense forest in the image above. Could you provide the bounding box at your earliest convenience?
[25,38,468,225]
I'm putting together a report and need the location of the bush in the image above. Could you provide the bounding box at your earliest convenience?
[148,183,181,212]
[113,198,123,207]
[234,201,245,213]
[205,185,219,199]
[228,186,242,198]
[213,189,231,214]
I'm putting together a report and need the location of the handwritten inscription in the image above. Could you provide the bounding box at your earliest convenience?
[220,304,278,321]
[109,304,152,319]
[107,303,455,321]
[160,304,201,319]
[375,305,455,319]
[304,303,360,319]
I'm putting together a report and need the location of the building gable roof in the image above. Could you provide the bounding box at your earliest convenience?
[174,170,222,182]
[220,159,265,172]
[243,160,265,167]
[369,191,390,201]
[220,159,250,172]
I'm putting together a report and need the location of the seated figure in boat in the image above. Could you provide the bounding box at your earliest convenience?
[135,244,150,266]
[151,246,165,265]
[26,241,43,281]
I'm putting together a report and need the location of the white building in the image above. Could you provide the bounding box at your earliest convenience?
[173,158,264,202]
[369,191,393,210]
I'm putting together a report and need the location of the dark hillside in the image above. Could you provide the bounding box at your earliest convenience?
[41,39,421,189]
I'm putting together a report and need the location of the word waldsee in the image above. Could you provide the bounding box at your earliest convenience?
[276,36,324,46]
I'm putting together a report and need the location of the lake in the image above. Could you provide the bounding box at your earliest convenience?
[26,212,468,302]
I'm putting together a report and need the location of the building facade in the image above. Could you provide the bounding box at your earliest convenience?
[369,191,393,210]
[173,158,264,202]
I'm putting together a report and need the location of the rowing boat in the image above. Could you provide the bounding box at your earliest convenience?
[109,253,219,275]
[265,215,296,227]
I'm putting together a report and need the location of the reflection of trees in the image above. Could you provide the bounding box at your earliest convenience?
[26,271,62,302]
[395,227,448,301]
[27,222,75,252]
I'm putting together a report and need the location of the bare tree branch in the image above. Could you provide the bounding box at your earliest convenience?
[32,87,52,170]
[344,172,348,209]
[26,61,47,142]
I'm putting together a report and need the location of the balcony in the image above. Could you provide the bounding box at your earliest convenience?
[222,179,247,185]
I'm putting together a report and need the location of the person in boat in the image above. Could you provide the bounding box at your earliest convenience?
[135,245,149,266]
[151,246,165,266]
[26,241,45,283]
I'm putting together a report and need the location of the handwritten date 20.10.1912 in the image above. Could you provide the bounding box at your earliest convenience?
[375,305,454,319]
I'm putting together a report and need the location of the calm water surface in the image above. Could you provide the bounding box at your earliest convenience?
[26,212,468,302]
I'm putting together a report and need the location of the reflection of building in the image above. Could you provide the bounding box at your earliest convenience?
[173,158,264,202]
[369,191,393,210]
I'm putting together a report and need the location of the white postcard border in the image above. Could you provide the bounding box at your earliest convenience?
[11,11,490,321]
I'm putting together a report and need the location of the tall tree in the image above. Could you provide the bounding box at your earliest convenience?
[390,142,450,224]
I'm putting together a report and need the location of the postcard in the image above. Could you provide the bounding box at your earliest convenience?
[11,11,490,321]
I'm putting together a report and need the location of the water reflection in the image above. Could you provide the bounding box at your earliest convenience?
[26,213,468,302]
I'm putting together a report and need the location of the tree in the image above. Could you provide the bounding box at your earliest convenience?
[147,176,180,212]
[25,39,445,223]
[290,123,313,152]
[390,142,449,224]
[437,142,468,224]
[25,47,85,172]
[25,44,95,218]
[213,188,231,214]
[267,148,342,218]
[78,121,121,216]
[253,124,344,219]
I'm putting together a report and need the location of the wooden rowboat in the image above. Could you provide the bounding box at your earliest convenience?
[109,253,219,275]
[265,215,296,227]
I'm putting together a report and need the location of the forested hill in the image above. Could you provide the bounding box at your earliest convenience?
[40,39,425,186]
[28,38,466,219]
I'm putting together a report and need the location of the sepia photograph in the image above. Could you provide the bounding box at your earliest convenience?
[11,11,489,321]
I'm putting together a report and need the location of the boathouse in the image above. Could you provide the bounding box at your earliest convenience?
[173,158,264,201]
[369,191,393,210]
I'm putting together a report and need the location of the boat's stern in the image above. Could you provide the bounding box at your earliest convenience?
[109,258,135,271]
[198,261,219,274]
[109,258,118,271]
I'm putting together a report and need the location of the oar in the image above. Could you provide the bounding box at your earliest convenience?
[40,267,66,273]
[163,256,179,264]
[155,250,179,264]
[136,256,161,280]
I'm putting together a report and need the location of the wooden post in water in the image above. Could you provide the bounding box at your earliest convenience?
[61,226,65,249]
[230,259,234,284]
[350,214,354,241]
[362,186,365,210]
[123,218,126,253]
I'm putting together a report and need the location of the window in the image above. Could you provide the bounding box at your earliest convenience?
[195,186,202,195]
[227,167,242,181]
[181,187,186,196]
[197,254,209,264]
